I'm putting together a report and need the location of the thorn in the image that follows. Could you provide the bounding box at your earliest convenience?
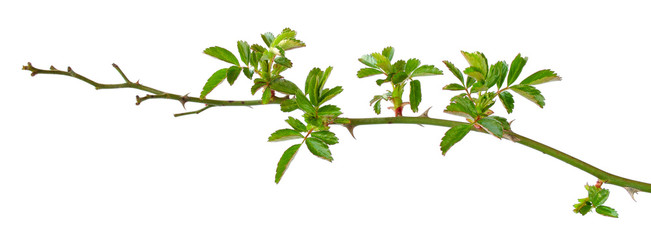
[417,124,424,127]
[50,65,57,71]
[419,107,432,118]
[67,66,73,73]
[344,124,356,139]
[624,187,639,202]
[502,133,521,142]
[136,80,140,85]
[179,93,189,109]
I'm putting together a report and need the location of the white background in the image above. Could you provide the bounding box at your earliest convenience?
[2,0,650,239]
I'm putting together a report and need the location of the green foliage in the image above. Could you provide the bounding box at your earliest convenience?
[357,47,442,116]
[573,184,618,218]
[200,68,228,99]
[204,46,240,66]
[268,129,304,142]
[275,144,301,183]
[440,124,472,155]
[305,137,333,161]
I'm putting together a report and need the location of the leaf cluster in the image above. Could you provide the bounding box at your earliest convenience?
[269,66,346,183]
[439,51,561,155]
[200,28,306,103]
[358,47,443,116]
[573,184,619,218]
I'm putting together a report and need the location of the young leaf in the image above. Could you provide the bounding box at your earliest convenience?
[440,124,473,155]
[411,65,443,77]
[444,96,478,119]
[443,83,466,91]
[204,46,240,66]
[409,80,422,113]
[200,68,229,99]
[392,60,406,73]
[485,116,511,131]
[498,91,515,113]
[373,100,382,114]
[251,44,266,53]
[382,46,395,61]
[277,39,306,51]
[286,117,307,132]
[311,131,339,145]
[305,68,322,105]
[319,86,343,105]
[477,117,504,139]
[271,28,297,47]
[486,61,508,89]
[519,69,561,85]
[237,40,250,65]
[391,72,409,84]
[305,137,333,161]
[317,104,342,116]
[359,54,378,69]
[372,53,392,73]
[510,84,545,108]
[461,51,488,77]
[318,66,333,92]
[268,129,304,142]
[295,91,315,114]
[507,53,528,86]
[275,144,301,183]
[269,78,300,95]
[464,67,485,82]
[226,66,242,85]
[274,56,293,68]
[357,68,384,78]
[405,58,421,75]
[573,198,592,216]
[588,186,610,207]
[251,81,266,95]
[280,98,298,112]
[443,60,465,83]
[261,87,272,104]
[242,67,254,79]
[595,206,619,218]
[261,32,275,47]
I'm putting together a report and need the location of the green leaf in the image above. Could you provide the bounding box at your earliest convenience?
[277,39,306,51]
[443,60,465,83]
[587,186,610,207]
[200,68,229,99]
[465,76,476,89]
[305,68,322,105]
[573,198,592,216]
[275,144,301,183]
[391,72,409,84]
[464,66,485,82]
[357,68,384,78]
[520,69,561,85]
[372,53,392,73]
[411,65,443,77]
[269,78,300,95]
[373,100,382,114]
[274,56,293,68]
[237,40,250,65]
[510,84,545,108]
[251,44,266,53]
[382,46,395,61]
[261,32,275,47]
[317,104,342,116]
[286,117,307,132]
[485,116,511,131]
[319,86,343,105]
[295,91,315,114]
[305,137,333,161]
[507,53,528,86]
[486,61,508,89]
[318,66,333,93]
[392,60,406,73]
[311,131,339,145]
[409,80,422,113]
[204,46,240,66]
[226,66,242,85]
[242,67,254,79]
[280,98,298,112]
[271,28,297,47]
[595,206,619,218]
[268,129,304,142]
[477,117,503,138]
[251,81,266,95]
[444,96,477,119]
[443,83,466,91]
[461,51,488,77]
[359,54,378,69]
[498,91,515,114]
[493,61,509,89]
[261,87,272,104]
[440,124,472,155]
[402,59,420,75]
